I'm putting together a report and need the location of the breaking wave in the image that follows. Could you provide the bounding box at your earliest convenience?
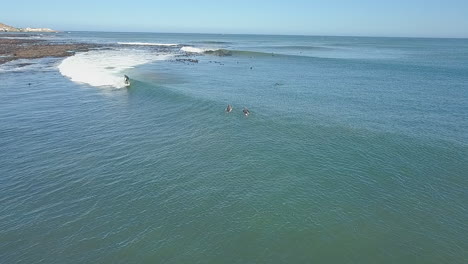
[180,46,215,53]
[180,46,401,60]
[180,47,234,56]
[117,42,179,47]
[193,41,232,44]
[181,47,277,57]
[58,49,172,88]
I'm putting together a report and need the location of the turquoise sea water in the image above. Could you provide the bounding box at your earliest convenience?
[1,32,467,263]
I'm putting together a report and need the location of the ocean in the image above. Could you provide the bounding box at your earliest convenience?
[0,32,467,263]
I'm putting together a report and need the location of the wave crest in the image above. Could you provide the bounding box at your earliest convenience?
[180,46,211,53]
[58,49,171,88]
[180,47,233,56]
[118,42,179,47]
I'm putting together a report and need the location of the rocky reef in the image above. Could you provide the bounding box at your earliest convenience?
[0,38,97,64]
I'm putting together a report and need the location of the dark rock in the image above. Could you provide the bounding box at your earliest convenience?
[175,58,199,63]
[0,38,98,64]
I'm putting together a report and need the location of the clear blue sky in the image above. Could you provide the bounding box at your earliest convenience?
[2,0,467,37]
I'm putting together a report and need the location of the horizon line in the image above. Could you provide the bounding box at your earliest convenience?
[50,29,468,40]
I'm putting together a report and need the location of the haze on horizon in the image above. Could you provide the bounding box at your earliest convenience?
[2,0,468,38]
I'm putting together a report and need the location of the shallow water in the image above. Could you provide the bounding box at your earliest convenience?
[1,32,467,263]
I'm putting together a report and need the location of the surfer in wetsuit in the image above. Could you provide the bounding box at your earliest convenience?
[243,107,250,117]
[124,75,130,86]
[226,104,233,113]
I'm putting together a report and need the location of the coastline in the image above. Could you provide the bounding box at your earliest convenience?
[0,35,97,65]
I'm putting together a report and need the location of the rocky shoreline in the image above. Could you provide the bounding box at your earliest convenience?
[0,37,97,65]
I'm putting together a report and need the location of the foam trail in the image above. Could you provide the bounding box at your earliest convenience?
[58,49,171,88]
[118,42,179,47]
[0,57,58,73]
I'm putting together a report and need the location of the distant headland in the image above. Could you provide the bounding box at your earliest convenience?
[0,22,58,33]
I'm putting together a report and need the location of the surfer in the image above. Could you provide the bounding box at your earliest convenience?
[124,75,130,86]
[243,107,250,117]
[226,104,233,113]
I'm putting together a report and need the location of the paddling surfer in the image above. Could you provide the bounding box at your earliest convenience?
[243,107,250,117]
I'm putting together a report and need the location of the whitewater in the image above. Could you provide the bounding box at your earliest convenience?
[58,48,172,88]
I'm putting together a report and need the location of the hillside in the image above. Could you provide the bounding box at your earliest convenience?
[0,22,57,32]
[0,23,20,32]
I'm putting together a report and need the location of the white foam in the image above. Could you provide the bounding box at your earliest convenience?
[0,57,58,73]
[180,46,217,53]
[118,42,179,47]
[58,49,171,88]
